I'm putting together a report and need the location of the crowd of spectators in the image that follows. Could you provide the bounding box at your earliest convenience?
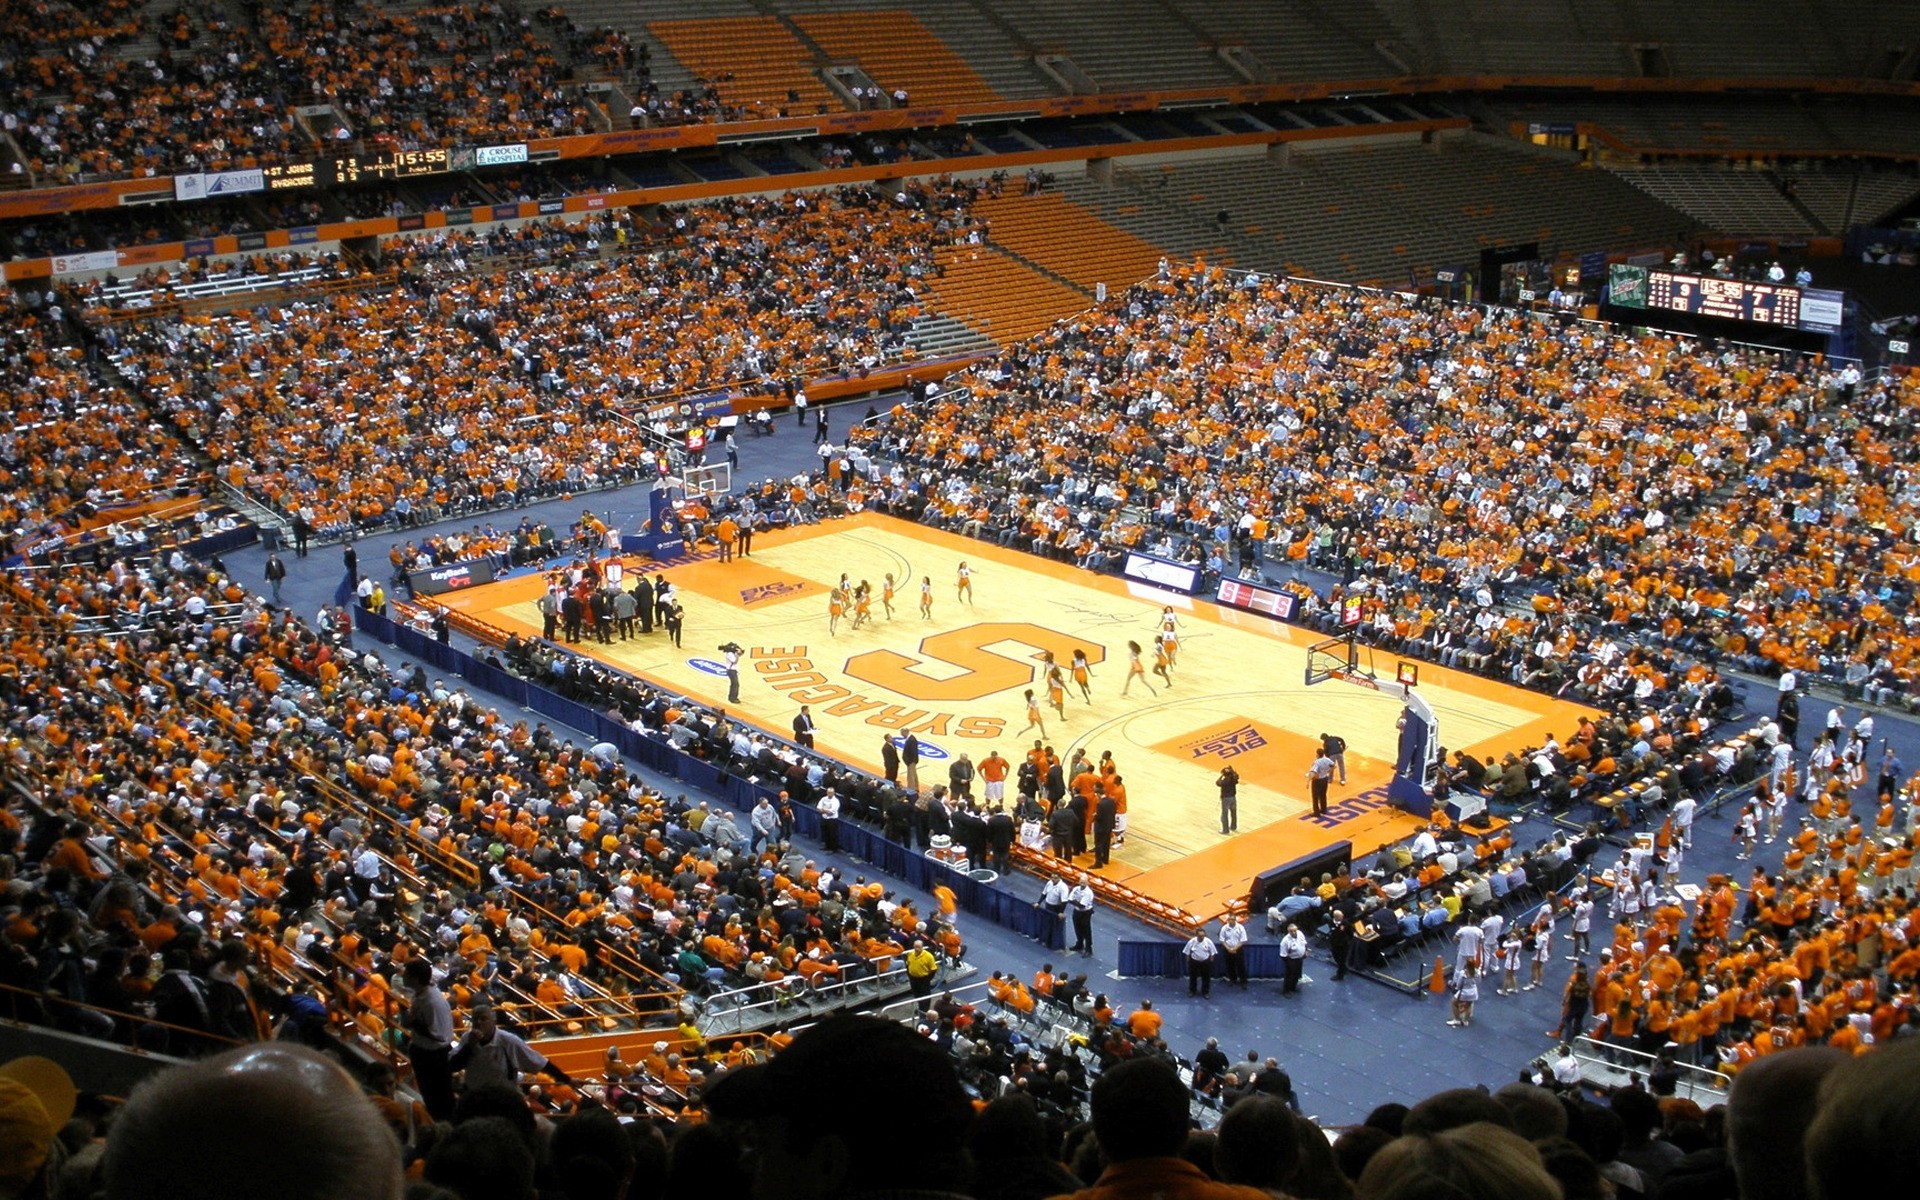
[15,163,1920,1200]
[0,289,203,556]
[0,531,980,1093]
[0,0,633,185]
[11,1000,1918,1200]
[853,262,1920,710]
[100,181,982,535]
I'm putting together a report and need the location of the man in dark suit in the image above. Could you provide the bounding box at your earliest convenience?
[881,736,901,783]
[632,575,654,634]
[1067,790,1090,859]
[1048,804,1078,860]
[793,706,816,748]
[901,733,922,792]
[1092,793,1117,867]
[953,804,988,870]
[985,804,1014,874]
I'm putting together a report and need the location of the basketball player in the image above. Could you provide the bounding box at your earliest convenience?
[1020,689,1047,738]
[1122,640,1155,696]
[919,575,933,619]
[1070,648,1094,703]
[956,561,973,605]
[882,572,897,620]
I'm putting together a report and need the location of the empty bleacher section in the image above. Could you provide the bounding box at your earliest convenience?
[778,0,1053,99]
[976,189,1178,293]
[1101,136,1697,284]
[1365,0,1919,80]
[1054,174,1241,268]
[1489,96,1920,159]
[787,8,1002,106]
[1368,0,1635,76]
[1167,0,1409,83]
[1784,168,1920,231]
[554,0,707,101]
[924,243,1091,346]
[1300,137,1700,254]
[1607,166,1821,236]
[645,11,840,118]
[975,0,1240,91]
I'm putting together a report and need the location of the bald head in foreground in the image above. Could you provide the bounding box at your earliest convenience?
[104,1043,402,1200]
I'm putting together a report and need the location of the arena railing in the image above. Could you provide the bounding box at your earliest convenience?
[0,981,247,1057]
[1572,1034,1731,1097]
[698,962,926,1037]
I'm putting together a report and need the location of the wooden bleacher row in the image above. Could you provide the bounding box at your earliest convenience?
[790,10,1001,107]
[924,242,1090,346]
[974,190,1172,295]
[645,16,839,116]
[1608,166,1818,236]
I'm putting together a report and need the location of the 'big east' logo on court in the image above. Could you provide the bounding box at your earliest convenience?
[1183,725,1268,761]
[740,581,807,606]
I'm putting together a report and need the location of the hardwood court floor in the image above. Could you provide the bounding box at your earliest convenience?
[442,513,1596,916]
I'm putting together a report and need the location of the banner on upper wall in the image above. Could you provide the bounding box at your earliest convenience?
[174,169,266,201]
[49,250,120,276]
[474,143,529,167]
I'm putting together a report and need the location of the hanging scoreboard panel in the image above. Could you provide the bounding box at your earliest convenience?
[1645,271,1801,327]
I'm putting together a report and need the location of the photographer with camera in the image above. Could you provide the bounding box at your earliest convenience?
[720,641,743,703]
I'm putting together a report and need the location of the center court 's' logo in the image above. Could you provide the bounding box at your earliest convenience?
[687,658,731,677]
[1182,724,1269,761]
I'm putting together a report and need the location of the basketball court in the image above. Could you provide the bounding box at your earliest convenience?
[437,512,1596,917]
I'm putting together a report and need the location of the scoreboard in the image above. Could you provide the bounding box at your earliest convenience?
[1645,271,1801,328]
[262,148,455,190]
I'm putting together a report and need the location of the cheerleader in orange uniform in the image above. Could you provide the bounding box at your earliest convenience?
[852,582,873,630]
[1047,667,1067,720]
[828,585,845,636]
[1152,636,1174,688]
[919,576,933,620]
[1070,648,1093,703]
[882,573,896,620]
[1123,640,1155,697]
[956,562,973,606]
[1020,688,1047,738]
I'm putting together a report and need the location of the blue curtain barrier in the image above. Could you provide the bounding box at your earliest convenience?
[350,608,1065,950]
[1116,941,1291,979]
